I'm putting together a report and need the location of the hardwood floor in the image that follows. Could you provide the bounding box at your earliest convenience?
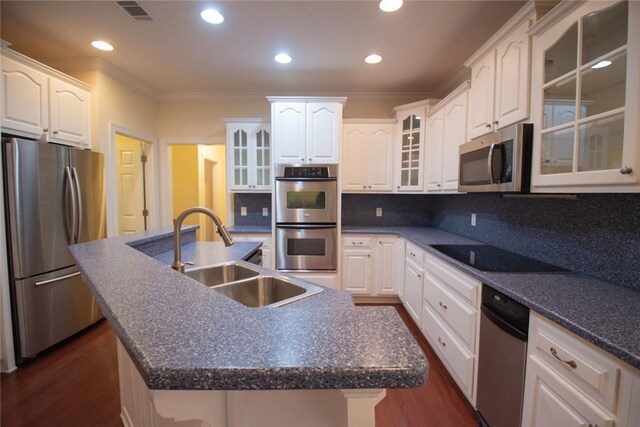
[1,305,477,427]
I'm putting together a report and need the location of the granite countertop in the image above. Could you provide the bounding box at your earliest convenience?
[228,225,271,234]
[342,226,640,370]
[69,228,427,391]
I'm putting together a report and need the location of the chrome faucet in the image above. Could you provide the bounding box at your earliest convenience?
[171,207,234,273]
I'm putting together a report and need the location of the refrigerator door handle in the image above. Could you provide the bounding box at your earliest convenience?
[65,166,78,244]
[35,271,82,287]
[71,167,83,243]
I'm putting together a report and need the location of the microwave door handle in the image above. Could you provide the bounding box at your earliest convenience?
[487,143,497,184]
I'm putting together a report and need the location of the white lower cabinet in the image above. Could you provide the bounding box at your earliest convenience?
[288,272,339,290]
[522,312,638,427]
[341,235,399,296]
[403,242,424,326]
[230,233,273,269]
[421,252,481,407]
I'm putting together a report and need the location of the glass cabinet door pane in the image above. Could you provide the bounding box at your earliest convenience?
[402,116,411,131]
[580,51,626,118]
[578,113,624,172]
[411,132,420,149]
[401,170,408,186]
[582,1,627,65]
[264,131,270,148]
[402,134,410,149]
[411,115,421,130]
[544,76,577,128]
[544,23,578,83]
[541,127,575,175]
[256,131,263,148]
[256,150,263,167]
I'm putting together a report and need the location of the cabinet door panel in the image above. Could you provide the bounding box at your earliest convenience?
[342,249,372,294]
[342,125,369,191]
[375,238,396,295]
[369,125,394,191]
[425,110,444,192]
[495,19,530,129]
[273,103,306,163]
[1,57,49,137]
[442,92,468,191]
[48,79,90,146]
[306,103,340,163]
[468,52,496,140]
[404,259,423,325]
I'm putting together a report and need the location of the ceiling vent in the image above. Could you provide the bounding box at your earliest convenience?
[116,1,153,21]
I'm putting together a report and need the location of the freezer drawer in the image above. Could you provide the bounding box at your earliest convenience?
[13,266,96,358]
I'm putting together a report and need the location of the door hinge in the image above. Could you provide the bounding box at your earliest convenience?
[141,154,148,163]
[142,209,149,217]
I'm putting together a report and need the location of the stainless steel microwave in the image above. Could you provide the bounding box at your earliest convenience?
[458,123,533,193]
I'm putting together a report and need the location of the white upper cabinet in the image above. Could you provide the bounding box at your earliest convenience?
[342,120,394,192]
[48,78,90,147]
[394,101,437,192]
[426,83,469,193]
[226,120,271,191]
[466,7,534,140]
[269,97,345,164]
[530,0,640,192]
[1,56,49,137]
[1,49,91,148]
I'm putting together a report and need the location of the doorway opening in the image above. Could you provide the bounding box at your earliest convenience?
[170,144,226,241]
[115,134,150,236]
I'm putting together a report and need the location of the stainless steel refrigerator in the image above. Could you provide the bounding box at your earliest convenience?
[2,136,106,361]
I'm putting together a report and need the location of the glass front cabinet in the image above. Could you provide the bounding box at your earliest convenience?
[530,0,639,192]
[226,121,271,191]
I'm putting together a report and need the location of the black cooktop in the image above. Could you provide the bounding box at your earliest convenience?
[430,244,570,273]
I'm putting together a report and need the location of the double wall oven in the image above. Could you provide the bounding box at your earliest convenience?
[275,164,337,272]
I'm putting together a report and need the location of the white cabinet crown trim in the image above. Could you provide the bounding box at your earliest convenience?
[427,81,471,118]
[343,118,397,124]
[267,96,347,104]
[528,0,587,36]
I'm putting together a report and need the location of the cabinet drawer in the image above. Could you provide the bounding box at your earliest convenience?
[343,236,372,248]
[424,271,477,351]
[405,242,424,267]
[529,312,622,413]
[425,253,479,306]
[422,303,475,399]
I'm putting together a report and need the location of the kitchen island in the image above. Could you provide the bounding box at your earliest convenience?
[69,227,427,427]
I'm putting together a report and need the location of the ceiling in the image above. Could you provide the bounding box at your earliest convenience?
[0,1,525,95]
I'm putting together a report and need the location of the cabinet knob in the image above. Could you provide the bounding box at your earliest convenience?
[493,121,498,126]
[43,128,49,132]
[363,185,367,189]
[367,254,370,258]
[53,130,59,134]
[436,183,441,187]
[620,166,633,175]
[485,124,491,129]
[439,301,448,310]
[396,185,400,189]
[438,337,446,347]
[417,274,421,278]
[308,158,311,162]
[368,185,371,189]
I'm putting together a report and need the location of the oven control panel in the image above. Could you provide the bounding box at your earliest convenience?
[283,166,329,178]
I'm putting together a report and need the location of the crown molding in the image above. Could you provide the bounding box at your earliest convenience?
[529,0,587,36]
[431,65,471,100]
[221,118,269,124]
[44,57,160,101]
[159,91,431,103]
[343,118,397,124]
[428,80,471,117]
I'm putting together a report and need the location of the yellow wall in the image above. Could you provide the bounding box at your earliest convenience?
[171,145,200,231]
[198,145,227,241]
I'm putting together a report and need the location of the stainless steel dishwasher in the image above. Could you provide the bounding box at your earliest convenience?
[477,286,530,427]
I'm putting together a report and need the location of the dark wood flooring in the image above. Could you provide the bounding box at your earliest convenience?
[1,304,477,427]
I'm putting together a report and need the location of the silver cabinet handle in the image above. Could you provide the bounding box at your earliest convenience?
[438,337,446,347]
[439,301,447,310]
[550,347,577,369]
[620,166,632,175]
[36,271,81,287]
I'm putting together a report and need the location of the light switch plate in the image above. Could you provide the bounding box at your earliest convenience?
[471,213,476,226]
[376,208,383,217]
[262,207,269,216]
[240,207,247,216]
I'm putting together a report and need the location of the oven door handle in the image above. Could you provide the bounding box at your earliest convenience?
[276,224,337,229]
[275,177,337,182]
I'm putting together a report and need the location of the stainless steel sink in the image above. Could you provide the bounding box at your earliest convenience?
[212,276,322,307]
[185,262,260,287]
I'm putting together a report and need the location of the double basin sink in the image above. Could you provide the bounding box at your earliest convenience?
[184,261,323,308]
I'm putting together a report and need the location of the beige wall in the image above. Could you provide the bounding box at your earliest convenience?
[171,145,201,235]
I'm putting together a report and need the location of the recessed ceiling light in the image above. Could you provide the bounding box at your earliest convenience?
[379,0,403,12]
[365,54,382,64]
[201,8,224,24]
[274,53,292,64]
[591,60,612,69]
[91,40,114,51]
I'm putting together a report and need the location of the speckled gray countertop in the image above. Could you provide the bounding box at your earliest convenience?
[69,228,427,391]
[343,226,640,370]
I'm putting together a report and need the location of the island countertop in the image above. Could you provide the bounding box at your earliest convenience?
[69,227,428,391]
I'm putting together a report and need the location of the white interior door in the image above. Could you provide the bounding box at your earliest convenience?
[115,135,146,235]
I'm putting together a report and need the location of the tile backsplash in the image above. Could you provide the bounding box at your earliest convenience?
[233,193,271,226]
[341,194,431,227]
